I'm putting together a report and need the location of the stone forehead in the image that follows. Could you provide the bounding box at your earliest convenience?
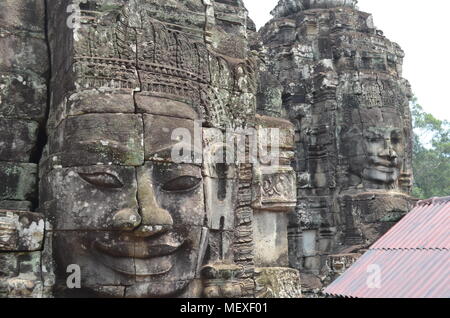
[47,111,203,167]
[135,95,199,120]
[65,92,198,120]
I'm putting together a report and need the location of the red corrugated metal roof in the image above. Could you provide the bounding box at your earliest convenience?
[324,250,449,298]
[324,197,450,298]
[372,197,450,250]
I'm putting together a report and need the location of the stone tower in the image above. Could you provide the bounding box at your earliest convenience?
[260,0,417,295]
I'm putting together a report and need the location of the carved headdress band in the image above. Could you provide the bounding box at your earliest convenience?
[73,7,256,128]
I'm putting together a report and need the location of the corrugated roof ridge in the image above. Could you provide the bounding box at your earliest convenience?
[417,196,450,206]
[371,247,449,251]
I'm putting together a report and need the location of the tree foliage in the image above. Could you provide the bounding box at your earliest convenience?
[411,97,450,199]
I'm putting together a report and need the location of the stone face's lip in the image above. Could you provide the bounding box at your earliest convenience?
[93,250,174,277]
[369,157,400,169]
[91,232,184,259]
[373,165,397,173]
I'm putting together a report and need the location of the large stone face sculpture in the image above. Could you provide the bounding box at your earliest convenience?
[0,0,302,298]
[260,0,417,295]
[42,0,244,298]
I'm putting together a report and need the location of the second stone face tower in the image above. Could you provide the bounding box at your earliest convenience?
[260,0,416,295]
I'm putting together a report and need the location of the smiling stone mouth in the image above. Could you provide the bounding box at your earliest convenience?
[373,165,397,173]
[91,232,185,259]
[90,232,185,277]
[93,251,175,277]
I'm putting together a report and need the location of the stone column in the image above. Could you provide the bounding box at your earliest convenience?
[0,0,50,298]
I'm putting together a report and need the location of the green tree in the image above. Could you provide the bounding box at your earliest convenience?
[411,97,450,199]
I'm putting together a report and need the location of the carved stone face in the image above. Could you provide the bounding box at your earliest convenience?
[43,98,207,297]
[361,127,404,183]
[341,109,406,188]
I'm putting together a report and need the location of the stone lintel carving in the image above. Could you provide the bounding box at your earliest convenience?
[252,115,296,213]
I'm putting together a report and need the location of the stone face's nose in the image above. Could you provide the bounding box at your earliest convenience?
[112,208,142,231]
[389,148,398,159]
[380,142,398,161]
[134,165,174,237]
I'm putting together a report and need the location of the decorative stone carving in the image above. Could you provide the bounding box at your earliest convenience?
[255,267,302,298]
[201,263,243,298]
[0,210,44,252]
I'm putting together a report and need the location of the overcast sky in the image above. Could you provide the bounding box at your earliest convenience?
[243,0,450,121]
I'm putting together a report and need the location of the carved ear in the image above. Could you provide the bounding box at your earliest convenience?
[202,145,238,230]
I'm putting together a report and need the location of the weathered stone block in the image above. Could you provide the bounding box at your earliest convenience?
[50,114,144,167]
[0,200,32,212]
[0,118,39,162]
[0,162,37,202]
[209,55,234,90]
[135,95,199,120]
[0,72,47,121]
[0,0,46,32]
[202,128,239,178]
[0,253,18,277]
[303,255,321,272]
[49,90,136,129]
[206,230,235,263]
[0,251,48,298]
[326,253,360,277]
[253,211,289,267]
[0,33,48,75]
[257,72,284,117]
[302,230,318,257]
[67,90,135,116]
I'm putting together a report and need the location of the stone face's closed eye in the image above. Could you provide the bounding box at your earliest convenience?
[161,176,201,193]
[79,172,124,189]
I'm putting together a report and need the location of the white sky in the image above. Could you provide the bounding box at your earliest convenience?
[243,0,450,121]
